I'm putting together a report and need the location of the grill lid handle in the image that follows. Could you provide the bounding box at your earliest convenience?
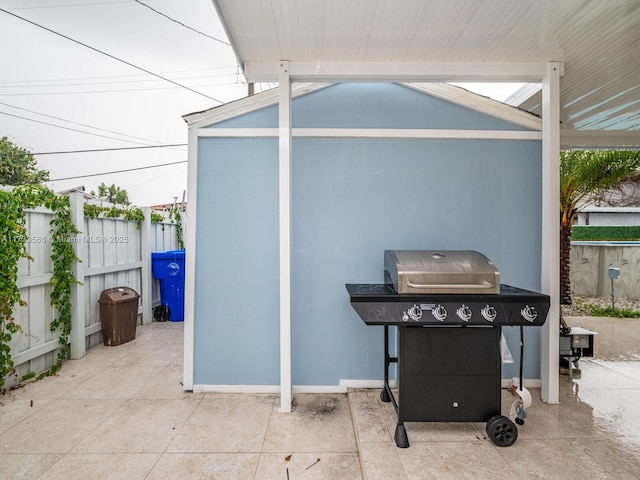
[406,281,495,290]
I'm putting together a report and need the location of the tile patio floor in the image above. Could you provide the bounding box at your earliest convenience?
[1,316,640,479]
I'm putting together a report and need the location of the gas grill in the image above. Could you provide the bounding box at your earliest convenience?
[346,250,550,448]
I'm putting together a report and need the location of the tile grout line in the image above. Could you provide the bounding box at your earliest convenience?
[253,394,278,480]
[143,393,205,479]
[347,390,369,480]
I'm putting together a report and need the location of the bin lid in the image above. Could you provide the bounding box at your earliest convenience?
[99,287,140,304]
[152,249,185,260]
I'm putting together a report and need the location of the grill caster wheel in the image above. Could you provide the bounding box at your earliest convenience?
[515,417,525,426]
[486,415,518,447]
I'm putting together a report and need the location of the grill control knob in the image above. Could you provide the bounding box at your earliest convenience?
[432,305,447,321]
[456,305,472,321]
[521,305,538,322]
[408,305,422,321]
[401,312,409,322]
[481,305,497,322]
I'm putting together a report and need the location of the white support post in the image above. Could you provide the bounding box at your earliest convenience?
[279,61,293,413]
[69,191,86,359]
[541,61,562,404]
[140,207,153,325]
[183,128,199,391]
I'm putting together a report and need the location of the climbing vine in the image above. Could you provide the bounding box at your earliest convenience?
[83,203,145,228]
[0,185,79,390]
[150,211,164,223]
[169,207,185,250]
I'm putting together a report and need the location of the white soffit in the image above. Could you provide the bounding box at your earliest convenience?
[212,0,640,147]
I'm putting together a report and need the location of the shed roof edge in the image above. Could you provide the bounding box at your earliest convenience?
[183,82,542,130]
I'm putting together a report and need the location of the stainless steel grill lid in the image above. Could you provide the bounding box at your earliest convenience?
[384,250,500,294]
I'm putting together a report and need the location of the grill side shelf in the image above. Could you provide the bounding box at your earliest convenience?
[346,284,550,326]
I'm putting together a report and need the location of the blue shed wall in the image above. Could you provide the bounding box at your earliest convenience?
[194,138,280,385]
[194,83,542,387]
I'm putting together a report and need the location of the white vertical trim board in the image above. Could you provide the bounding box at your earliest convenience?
[183,128,199,391]
[278,61,293,413]
[540,61,562,404]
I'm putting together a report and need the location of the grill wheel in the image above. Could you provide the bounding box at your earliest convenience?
[153,305,171,322]
[486,415,518,447]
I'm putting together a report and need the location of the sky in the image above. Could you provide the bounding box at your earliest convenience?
[0,0,525,206]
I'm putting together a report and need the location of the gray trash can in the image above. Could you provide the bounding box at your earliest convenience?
[99,287,140,346]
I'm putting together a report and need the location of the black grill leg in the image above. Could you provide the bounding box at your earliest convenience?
[394,423,409,448]
[380,388,391,403]
[381,325,392,403]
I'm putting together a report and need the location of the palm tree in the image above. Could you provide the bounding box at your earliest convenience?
[560,150,640,306]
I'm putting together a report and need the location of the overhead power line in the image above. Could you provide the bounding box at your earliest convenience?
[0,65,239,86]
[9,1,131,10]
[32,144,187,156]
[133,0,230,46]
[0,101,177,147]
[48,160,187,181]
[0,72,238,89]
[0,110,188,149]
[0,8,223,104]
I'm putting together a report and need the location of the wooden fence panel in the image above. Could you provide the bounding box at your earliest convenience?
[11,207,58,383]
[4,193,183,390]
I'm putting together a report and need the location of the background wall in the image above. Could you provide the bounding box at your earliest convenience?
[194,83,543,387]
[571,243,640,299]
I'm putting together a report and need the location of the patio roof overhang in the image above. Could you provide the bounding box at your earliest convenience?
[212,0,640,148]
[184,0,639,411]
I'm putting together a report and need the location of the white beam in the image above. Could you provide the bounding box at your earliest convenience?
[279,61,293,413]
[560,130,640,149]
[183,128,199,391]
[540,62,562,404]
[245,61,549,83]
[195,127,540,140]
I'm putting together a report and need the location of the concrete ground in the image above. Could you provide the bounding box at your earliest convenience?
[1,316,639,479]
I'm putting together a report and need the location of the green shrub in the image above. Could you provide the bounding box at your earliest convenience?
[589,306,640,318]
[571,225,640,241]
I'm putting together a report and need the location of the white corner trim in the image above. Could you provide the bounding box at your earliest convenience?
[182,128,199,391]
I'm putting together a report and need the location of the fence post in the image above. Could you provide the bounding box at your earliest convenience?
[140,207,153,325]
[69,191,86,359]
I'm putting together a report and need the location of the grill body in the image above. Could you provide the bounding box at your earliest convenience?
[384,250,500,294]
[400,326,500,422]
[346,250,550,448]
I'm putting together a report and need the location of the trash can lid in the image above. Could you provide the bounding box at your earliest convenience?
[99,287,140,304]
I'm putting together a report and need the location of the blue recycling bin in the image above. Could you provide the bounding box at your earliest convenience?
[151,249,185,322]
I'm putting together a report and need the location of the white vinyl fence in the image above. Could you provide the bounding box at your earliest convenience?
[8,191,182,389]
[570,241,640,300]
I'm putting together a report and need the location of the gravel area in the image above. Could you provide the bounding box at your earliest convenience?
[562,295,640,316]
